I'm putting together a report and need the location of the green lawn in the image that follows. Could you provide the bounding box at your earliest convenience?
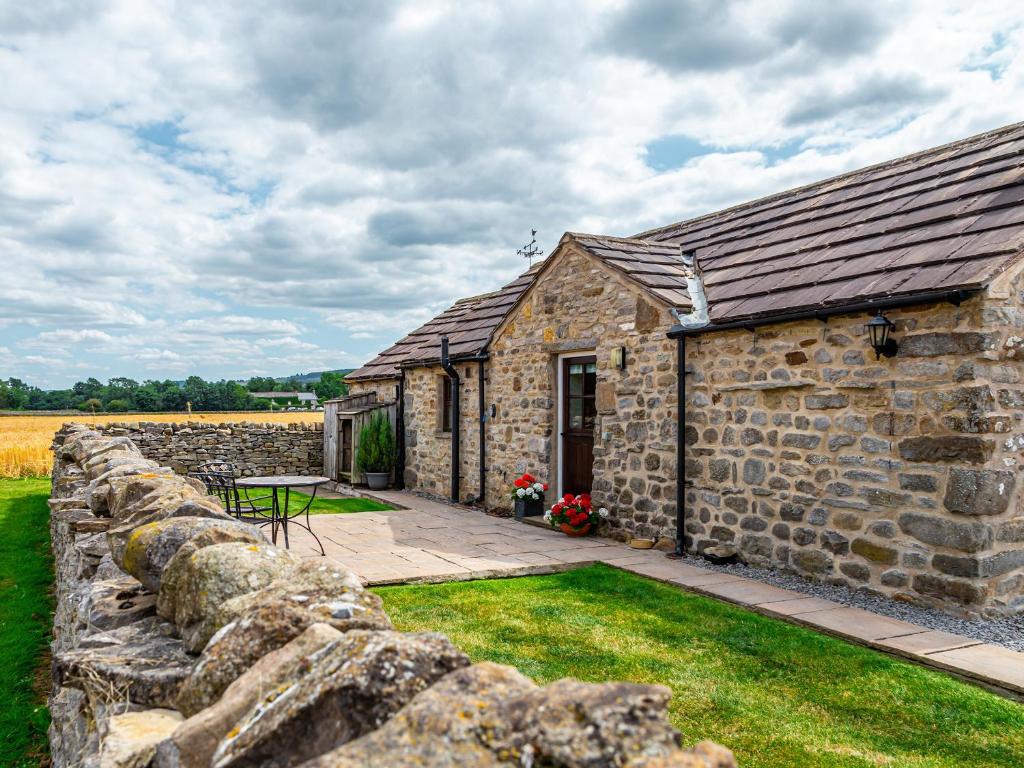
[238,489,394,516]
[0,477,53,767]
[378,564,1024,768]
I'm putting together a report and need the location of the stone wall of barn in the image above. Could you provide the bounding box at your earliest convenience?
[485,244,679,538]
[65,420,324,477]
[400,363,485,502]
[683,263,1024,618]
[348,248,1024,617]
[345,377,399,405]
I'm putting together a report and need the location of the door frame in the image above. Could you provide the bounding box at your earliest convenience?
[555,351,597,498]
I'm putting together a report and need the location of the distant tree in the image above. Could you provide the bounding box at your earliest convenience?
[27,386,63,409]
[0,379,28,410]
[245,376,278,392]
[105,399,131,412]
[73,377,104,401]
[152,380,187,411]
[314,371,347,402]
[212,381,254,410]
[281,377,302,392]
[183,376,212,410]
[79,397,103,413]
[104,377,139,404]
[132,382,162,411]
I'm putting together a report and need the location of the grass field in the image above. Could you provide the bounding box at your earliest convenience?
[379,565,1024,768]
[0,477,54,767]
[0,412,323,477]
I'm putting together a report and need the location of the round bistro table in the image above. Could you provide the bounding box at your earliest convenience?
[235,475,330,556]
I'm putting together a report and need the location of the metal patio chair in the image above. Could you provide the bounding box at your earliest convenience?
[190,461,274,524]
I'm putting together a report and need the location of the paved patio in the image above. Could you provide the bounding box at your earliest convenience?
[284,489,1024,701]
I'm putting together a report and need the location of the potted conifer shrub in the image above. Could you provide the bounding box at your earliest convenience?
[356,412,396,490]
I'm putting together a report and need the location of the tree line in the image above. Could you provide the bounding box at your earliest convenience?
[0,372,347,413]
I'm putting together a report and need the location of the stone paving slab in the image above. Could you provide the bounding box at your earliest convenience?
[788,607,924,642]
[756,597,841,616]
[698,580,804,606]
[284,491,1024,700]
[876,630,982,655]
[924,644,1024,695]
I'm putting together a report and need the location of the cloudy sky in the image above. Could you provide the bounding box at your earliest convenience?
[1,0,1023,388]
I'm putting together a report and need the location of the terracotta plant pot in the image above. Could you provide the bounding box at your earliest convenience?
[559,522,592,537]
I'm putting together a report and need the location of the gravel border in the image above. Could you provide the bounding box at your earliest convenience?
[688,558,1024,652]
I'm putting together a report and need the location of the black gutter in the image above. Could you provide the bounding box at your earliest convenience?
[667,289,974,338]
[440,336,461,503]
[478,360,486,505]
[395,371,406,490]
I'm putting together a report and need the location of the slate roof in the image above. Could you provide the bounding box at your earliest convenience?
[347,263,543,380]
[628,120,1024,323]
[349,121,1024,379]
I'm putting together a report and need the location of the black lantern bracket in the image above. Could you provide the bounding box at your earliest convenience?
[867,311,899,359]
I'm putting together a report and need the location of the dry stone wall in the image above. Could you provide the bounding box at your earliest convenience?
[46,424,735,768]
[71,420,323,477]
[683,264,1024,618]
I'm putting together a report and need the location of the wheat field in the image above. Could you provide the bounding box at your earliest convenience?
[0,412,324,477]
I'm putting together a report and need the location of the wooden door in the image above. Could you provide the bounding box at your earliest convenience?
[561,356,597,496]
[340,419,353,480]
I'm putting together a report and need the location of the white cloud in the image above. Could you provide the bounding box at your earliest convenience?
[179,315,303,337]
[0,0,1023,388]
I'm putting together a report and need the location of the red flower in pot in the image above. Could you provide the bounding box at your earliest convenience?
[545,493,608,536]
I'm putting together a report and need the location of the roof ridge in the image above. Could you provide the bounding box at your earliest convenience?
[633,120,1024,240]
[566,231,677,248]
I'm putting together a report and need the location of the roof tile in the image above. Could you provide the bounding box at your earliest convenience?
[352,122,1024,377]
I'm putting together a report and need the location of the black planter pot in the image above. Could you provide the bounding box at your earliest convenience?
[514,498,544,519]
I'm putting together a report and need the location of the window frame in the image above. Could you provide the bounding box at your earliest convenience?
[439,375,453,433]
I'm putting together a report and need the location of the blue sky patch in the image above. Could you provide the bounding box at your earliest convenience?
[643,134,713,172]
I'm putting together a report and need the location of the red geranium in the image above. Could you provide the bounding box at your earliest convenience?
[509,473,548,504]
[546,493,607,532]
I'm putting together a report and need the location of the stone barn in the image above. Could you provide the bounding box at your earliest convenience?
[347,121,1024,617]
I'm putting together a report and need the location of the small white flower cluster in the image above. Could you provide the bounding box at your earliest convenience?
[515,482,546,501]
[543,509,552,522]
[598,507,610,518]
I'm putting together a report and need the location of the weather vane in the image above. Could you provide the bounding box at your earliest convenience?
[517,229,543,266]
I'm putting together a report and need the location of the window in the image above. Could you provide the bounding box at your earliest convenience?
[439,376,452,432]
[566,360,597,431]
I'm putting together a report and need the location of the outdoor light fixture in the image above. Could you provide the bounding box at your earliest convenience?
[866,311,899,359]
[611,345,627,370]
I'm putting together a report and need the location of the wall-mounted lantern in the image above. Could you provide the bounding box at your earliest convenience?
[610,345,627,370]
[866,311,899,359]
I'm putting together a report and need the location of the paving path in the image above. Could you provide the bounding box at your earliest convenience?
[284,489,1024,701]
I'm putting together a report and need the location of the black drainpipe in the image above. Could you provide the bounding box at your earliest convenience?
[395,371,406,490]
[440,336,461,502]
[478,359,486,506]
[674,335,687,557]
